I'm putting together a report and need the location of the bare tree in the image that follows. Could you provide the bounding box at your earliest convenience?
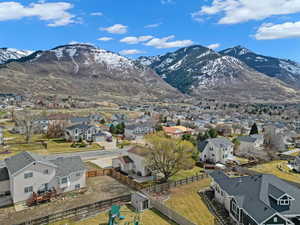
[16,110,36,143]
[46,121,66,139]
[145,134,196,182]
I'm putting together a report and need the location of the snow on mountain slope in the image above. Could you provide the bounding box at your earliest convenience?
[0,48,33,64]
[136,45,300,102]
[220,46,300,88]
[0,44,182,101]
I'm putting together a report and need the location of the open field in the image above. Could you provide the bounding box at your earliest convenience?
[0,176,132,225]
[50,205,175,225]
[166,178,214,225]
[250,160,300,184]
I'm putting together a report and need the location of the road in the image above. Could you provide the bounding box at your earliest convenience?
[0,146,131,167]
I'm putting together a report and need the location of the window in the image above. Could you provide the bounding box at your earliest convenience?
[24,186,33,193]
[24,172,33,179]
[75,184,80,189]
[76,172,81,177]
[61,177,68,184]
[274,217,278,223]
[44,169,49,174]
[280,199,290,205]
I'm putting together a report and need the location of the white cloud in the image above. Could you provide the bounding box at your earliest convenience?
[144,35,193,49]
[119,49,145,55]
[145,23,162,28]
[101,24,128,34]
[161,0,175,4]
[207,43,221,50]
[120,36,153,44]
[97,37,113,41]
[193,0,300,24]
[90,12,103,16]
[255,21,300,40]
[0,1,76,27]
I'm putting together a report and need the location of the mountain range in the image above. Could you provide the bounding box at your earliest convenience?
[0,44,300,102]
[137,45,300,102]
[0,44,182,101]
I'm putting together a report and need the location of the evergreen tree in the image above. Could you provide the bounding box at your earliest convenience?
[249,123,259,135]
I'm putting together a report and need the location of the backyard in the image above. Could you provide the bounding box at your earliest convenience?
[0,176,132,225]
[50,205,176,225]
[165,178,214,225]
[250,160,300,184]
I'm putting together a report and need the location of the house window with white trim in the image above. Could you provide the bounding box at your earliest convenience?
[61,177,68,184]
[24,186,33,193]
[280,199,290,205]
[24,172,33,179]
[75,184,80,189]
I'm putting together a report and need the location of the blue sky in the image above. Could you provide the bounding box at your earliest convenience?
[0,0,300,61]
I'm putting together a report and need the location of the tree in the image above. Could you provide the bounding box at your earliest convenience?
[46,121,66,139]
[207,128,218,138]
[146,135,196,182]
[16,110,36,143]
[100,119,106,124]
[176,119,181,126]
[250,123,259,135]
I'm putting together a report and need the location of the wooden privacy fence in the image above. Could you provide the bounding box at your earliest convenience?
[14,194,131,225]
[143,173,209,193]
[86,168,112,177]
[150,197,196,225]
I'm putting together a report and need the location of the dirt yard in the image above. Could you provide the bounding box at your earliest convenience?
[0,176,131,225]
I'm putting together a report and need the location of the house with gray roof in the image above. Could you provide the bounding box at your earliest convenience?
[198,137,234,164]
[65,124,98,142]
[1,151,86,204]
[210,171,300,225]
[237,134,264,151]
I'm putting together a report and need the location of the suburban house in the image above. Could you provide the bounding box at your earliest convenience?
[163,126,193,138]
[198,137,234,164]
[0,151,86,205]
[237,134,264,151]
[124,123,155,140]
[112,146,152,178]
[65,124,98,142]
[209,171,300,225]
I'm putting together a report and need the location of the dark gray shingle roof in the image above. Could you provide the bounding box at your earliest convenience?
[49,156,86,177]
[210,171,300,223]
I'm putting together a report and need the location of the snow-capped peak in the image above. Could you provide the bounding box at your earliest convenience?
[0,48,33,64]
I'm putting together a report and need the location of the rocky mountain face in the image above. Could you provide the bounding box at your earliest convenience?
[137,45,300,102]
[220,46,300,88]
[0,44,182,101]
[0,48,32,64]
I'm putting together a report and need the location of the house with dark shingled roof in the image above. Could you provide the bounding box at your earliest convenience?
[0,151,86,204]
[209,171,300,225]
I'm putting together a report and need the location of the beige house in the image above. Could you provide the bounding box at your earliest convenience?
[1,151,86,205]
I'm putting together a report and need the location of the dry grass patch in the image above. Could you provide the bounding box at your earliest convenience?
[250,160,300,183]
[165,178,214,225]
[51,205,175,225]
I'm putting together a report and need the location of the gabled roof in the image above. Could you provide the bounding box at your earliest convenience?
[49,156,86,177]
[237,136,257,143]
[5,151,56,175]
[65,124,95,130]
[210,171,300,223]
[128,146,149,157]
[198,137,233,151]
